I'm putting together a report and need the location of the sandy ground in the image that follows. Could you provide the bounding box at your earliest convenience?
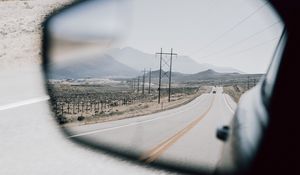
[0,0,73,70]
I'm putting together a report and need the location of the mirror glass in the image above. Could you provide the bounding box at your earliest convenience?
[45,0,283,173]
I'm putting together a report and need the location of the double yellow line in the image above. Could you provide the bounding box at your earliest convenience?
[140,96,216,163]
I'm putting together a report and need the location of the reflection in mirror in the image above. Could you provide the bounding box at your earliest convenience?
[45,0,283,173]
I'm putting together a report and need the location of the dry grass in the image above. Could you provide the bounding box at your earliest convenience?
[223,85,247,103]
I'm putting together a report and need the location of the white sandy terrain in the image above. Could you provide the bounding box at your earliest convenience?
[0,0,73,70]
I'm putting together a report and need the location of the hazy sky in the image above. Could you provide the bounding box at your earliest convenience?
[119,0,284,73]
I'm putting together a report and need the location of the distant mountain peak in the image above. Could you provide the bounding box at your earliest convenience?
[49,54,139,79]
[121,46,144,53]
[203,69,216,73]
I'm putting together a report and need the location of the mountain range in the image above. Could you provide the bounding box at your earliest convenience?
[49,47,245,80]
[49,54,138,79]
[146,69,262,83]
[108,47,243,74]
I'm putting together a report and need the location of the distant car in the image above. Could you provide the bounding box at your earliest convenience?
[212,91,216,94]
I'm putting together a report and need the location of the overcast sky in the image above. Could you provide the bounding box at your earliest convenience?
[118,0,284,73]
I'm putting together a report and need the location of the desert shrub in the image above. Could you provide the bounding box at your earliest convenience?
[57,115,68,124]
[77,116,85,121]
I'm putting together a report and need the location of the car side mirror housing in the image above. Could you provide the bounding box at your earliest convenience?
[216,125,230,141]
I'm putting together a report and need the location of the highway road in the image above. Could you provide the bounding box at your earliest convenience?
[0,68,172,175]
[68,87,236,171]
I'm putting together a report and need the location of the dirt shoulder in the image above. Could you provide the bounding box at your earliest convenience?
[223,85,247,103]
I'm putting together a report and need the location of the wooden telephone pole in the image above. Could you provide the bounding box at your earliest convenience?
[137,76,140,93]
[142,69,146,94]
[148,68,151,94]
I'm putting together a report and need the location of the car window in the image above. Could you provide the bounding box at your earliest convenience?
[262,31,286,105]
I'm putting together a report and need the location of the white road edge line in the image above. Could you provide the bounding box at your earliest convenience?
[222,94,235,114]
[0,96,50,111]
[69,122,138,138]
[69,95,211,138]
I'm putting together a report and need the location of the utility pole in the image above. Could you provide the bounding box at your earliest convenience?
[168,48,173,102]
[155,48,177,103]
[158,48,162,104]
[247,76,250,89]
[142,69,146,94]
[137,76,140,93]
[132,79,135,92]
[148,68,151,94]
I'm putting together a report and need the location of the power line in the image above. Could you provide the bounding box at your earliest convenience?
[214,36,280,59]
[195,20,281,60]
[190,1,270,55]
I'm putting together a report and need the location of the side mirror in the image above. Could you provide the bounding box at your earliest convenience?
[41,0,278,174]
[216,125,230,141]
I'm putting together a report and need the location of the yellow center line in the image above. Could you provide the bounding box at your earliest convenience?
[140,96,216,163]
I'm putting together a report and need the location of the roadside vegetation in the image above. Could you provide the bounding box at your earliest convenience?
[223,77,260,102]
[223,85,247,103]
[48,81,212,126]
[48,73,262,126]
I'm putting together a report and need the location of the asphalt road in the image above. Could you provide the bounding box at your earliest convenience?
[68,87,236,171]
[0,68,172,175]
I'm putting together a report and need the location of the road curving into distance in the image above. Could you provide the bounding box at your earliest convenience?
[68,87,236,171]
